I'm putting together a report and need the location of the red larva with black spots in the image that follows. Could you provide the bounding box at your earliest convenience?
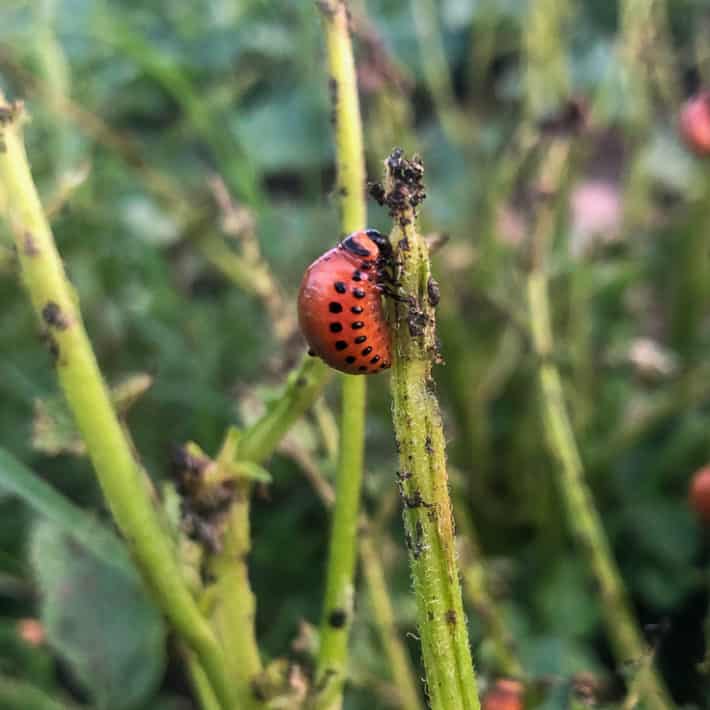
[298,229,392,375]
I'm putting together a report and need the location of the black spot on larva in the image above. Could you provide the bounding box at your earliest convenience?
[346,355,356,364]
[445,610,457,625]
[308,349,316,357]
[360,262,372,270]
[354,335,367,344]
[353,288,366,299]
[352,321,364,329]
[380,362,388,369]
[335,341,348,351]
[296,377,307,387]
[42,302,68,330]
[330,323,343,333]
[352,271,362,281]
[371,355,380,364]
[329,302,343,313]
[358,366,368,372]
[362,346,373,356]
[334,281,346,294]
[351,305,363,314]
[328,609,347,628]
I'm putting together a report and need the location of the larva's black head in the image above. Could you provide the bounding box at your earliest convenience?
[364,229,392,259]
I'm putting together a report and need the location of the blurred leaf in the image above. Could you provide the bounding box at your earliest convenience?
[0,621,54,688]
[232,460,272,483]
[30,518,166,710]
[535,557,600,638]
[234,90,331,172]
[0,448,130,571]
[0,675,77,710]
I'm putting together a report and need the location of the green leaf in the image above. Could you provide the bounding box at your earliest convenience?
[233,460,272,484]
[30,518,166,710]
[0,448,129,572]
[0,449,166,708]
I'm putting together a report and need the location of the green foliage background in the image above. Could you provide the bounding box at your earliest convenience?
[1,0,710,707]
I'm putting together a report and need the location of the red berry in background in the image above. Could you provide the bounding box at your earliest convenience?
[680,91,710,156]
[689,465,710,523]
[298,229,392,375]
[482,679,524,710]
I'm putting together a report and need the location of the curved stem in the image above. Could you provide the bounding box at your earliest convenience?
[0,96,233,710]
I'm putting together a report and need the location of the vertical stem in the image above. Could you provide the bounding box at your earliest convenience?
[524,0,570,119]
[312,2,369,707]
[207,352,333,708]
[525,141,673,710]
[287,444,423,710]
[207,480,263,710]
[314,377,366,709]
[359,531,424,710]
[0,96,233,710]
[382,150,480,710]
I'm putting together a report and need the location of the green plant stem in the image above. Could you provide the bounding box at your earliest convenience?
[184,647,222,710]
[285,443,423,710]
[201,357,332,708]
[524,0,570,119]
[314,375,366,709]
[0,96,233,710]
[360,531,424,710]
[525,140,672,710]
[239,355,333,465]
[312,2,369,707]
[207,480,263,710]
[384,151,480,710]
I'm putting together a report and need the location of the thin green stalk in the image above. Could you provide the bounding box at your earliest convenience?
[382,149,480,710]
[239,355,333,465]
[525,140,672,710]
[312,2,369,707]
[0,97,233,710]
[314,376,366,709]
[286,442,423,709]
[201,356,332,708]
[184,648,222,710]
[524,0,571,119]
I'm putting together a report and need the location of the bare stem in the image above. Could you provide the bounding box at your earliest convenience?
[312,2,369,707]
